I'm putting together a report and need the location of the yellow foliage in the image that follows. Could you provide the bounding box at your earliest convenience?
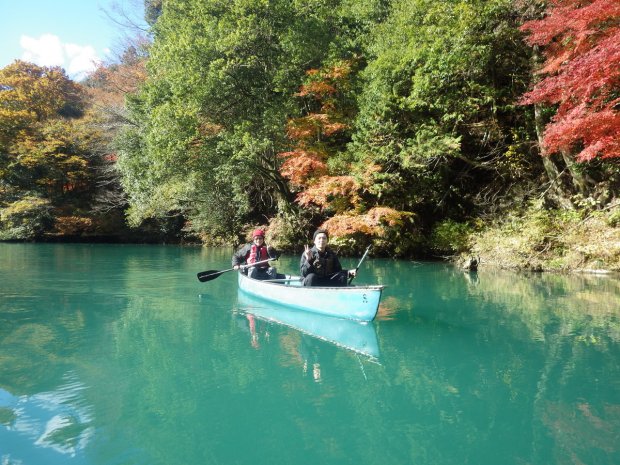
[0,197,50,219]
[0,61,82,123]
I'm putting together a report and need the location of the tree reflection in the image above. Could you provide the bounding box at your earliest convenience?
[1,246,619,465]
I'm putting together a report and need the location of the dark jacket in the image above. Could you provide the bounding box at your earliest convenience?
[232,244,279,268]
[300,246,343,278]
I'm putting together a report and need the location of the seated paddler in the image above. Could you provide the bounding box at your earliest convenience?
[232,229,279,280]
[300,229,356,287]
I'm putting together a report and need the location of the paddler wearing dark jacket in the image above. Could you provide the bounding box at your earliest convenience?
[232,229,279,280]
[300,229,355,287]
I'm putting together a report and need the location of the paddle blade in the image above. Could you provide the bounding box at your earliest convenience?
[197,270,226,282]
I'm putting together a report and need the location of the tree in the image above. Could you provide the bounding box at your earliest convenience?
[520,0,620,162]
[82,41,149,214]
[0,61,83,148]
[116,0,386,243]
[0,61,98,239]
[349,0,537,232]
[279,61,413,253]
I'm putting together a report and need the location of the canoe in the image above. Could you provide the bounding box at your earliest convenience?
[237,272,384,321]
[237,292,380,358]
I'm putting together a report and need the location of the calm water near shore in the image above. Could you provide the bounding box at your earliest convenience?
[1,243,619,465]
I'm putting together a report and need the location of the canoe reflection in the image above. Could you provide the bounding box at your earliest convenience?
[236,292,380,360]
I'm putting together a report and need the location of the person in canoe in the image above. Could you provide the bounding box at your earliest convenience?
[232,229,279,280]
[300,229,356,287]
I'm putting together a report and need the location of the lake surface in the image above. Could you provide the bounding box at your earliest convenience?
[0,243,619,465]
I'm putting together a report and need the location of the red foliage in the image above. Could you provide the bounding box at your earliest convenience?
[544,105,620,160]
[520,0,620,160]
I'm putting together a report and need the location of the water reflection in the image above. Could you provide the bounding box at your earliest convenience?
[0,372,93,463]
[236,292,380,360]
[2,244,620,465]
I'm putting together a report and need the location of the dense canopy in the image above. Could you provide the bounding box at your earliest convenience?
[1,0,618,261]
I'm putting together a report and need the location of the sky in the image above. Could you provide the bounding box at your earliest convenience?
[1,0,147,80]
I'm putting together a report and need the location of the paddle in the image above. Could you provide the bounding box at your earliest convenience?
[348,245,372,285]
[196,258,275,282]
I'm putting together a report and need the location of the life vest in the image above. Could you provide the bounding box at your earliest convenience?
[247,244,269,267]
[312,250,335,277]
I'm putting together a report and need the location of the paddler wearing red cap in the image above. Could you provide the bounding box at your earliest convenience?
[232,228,280,280]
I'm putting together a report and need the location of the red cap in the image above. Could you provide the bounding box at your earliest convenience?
[252,229,265,238]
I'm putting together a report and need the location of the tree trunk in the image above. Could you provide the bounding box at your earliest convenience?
[560,150,593,197]
[534,105,574,209]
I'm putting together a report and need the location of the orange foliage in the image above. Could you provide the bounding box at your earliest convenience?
[296,81,337,98]
[189,121,225,149]
[53,216,94,235]
[286,117,321,141]
[322,121,348,136]
[321,207,412,237]
[81,50,148,172]
[364,207,409,227]
[278,59,380,223]
[297,176,360,210]
[295,62,353,99]
[279,149,328,187]
[321,214,373,235]
[286,113,348,141]
[85,43,148,109]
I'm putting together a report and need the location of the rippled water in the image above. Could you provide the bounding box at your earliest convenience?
[1,243,619,465]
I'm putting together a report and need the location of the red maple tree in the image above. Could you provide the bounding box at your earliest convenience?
[520,0,620,161]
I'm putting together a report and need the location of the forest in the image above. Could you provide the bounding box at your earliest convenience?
[1,0,619,271]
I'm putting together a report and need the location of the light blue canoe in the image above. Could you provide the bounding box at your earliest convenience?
[237,292,380,359]
[237,272,384,321]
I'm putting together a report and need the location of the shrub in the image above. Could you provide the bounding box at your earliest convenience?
[430,220,472,255]
[0,197,53,240]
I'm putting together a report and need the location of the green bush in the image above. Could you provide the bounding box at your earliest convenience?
[0,197,53,240]
[430,220,472,255]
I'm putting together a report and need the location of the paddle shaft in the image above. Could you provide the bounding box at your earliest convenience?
[197,258,274,282]
[348,245,372,285]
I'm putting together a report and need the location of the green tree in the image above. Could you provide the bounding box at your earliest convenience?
[116,0,386,242]
[350,0,538,229]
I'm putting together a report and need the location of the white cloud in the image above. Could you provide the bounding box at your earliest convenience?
[64,43,100,79]
[20,34,101,80]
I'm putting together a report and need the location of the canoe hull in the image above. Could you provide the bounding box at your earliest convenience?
[237,292,380,358]
[237,272,383,321]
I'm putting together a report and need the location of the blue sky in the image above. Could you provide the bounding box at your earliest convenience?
[1,0,147,80]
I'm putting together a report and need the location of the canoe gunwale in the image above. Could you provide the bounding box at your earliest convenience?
[237,272,383,321]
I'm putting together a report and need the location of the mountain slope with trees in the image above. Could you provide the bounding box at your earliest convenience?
[1,0,618,270]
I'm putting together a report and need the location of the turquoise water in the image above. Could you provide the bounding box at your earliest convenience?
[0,243,619,465]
